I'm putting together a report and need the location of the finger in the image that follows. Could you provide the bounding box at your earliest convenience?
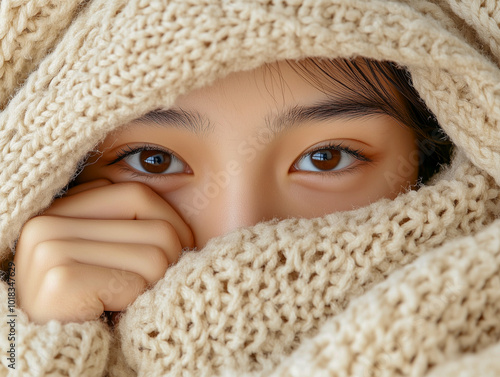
[64,179,113,197]
[32,238,171,285]
[18,216,182,274]
[45,182,194,248]
[31,264,147,323]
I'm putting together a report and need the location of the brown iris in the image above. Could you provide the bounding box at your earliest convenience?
[310,149,341,170]
[139,150,171,173]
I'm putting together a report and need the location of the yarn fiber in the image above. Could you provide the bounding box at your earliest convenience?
[1,0,500,376]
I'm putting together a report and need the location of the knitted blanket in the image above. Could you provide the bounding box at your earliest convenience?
[1,0,500,376]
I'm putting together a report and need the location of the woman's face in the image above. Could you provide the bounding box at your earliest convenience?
[77,61,419,248]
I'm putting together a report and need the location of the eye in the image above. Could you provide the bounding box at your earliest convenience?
[292,143,369,173]
[121,148,187,175]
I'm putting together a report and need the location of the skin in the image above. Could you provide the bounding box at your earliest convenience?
[15,60,419,324]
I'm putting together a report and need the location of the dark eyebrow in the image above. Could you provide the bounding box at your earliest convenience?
[133,99,389,138]
[268,99,389,136]
[132,108,214,136]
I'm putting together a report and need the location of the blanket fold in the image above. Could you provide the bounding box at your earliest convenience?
[2,0,500,376]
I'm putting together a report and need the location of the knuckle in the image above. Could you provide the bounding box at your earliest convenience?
[17,216,56,256]
[42,265,73,296]
[150,219,176,239]
[143,245,169,278]
[150,220,182,250]
[31,240,61,269]
[19,216,46,241]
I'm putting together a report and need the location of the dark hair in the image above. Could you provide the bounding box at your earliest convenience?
[287,58,453,183]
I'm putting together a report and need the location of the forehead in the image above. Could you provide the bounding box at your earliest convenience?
[173,60,329,112]
[171,58,403,117]
[123,58,409,143]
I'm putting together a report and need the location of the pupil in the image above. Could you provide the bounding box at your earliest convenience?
[146,155,163,165]
[140,150,171,173]
[311,149,341,170]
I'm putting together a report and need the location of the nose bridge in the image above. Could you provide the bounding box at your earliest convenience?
[192,164,274,247]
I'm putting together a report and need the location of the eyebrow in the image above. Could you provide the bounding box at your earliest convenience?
[268,99,389,135]
[133,99,390,138]
[132,108,214,136]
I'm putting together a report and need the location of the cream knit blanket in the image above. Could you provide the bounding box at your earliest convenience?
[1,1,500,376]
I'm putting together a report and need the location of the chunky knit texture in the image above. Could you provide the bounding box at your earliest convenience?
[1,0,500,376]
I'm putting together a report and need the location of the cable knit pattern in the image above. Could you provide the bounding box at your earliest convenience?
[0,0,499,376]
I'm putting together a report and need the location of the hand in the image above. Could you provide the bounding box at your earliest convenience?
[14,180,194,324]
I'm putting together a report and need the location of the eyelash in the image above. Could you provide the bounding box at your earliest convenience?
[107,144,187,181]
[108,144,172,165]
[296,141,372,175]
[305,142,370,162]
[107,142,372,180]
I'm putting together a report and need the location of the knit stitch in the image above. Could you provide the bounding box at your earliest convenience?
[0,0,499,376]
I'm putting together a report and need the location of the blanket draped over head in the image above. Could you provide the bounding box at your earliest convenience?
[1,0,500,376]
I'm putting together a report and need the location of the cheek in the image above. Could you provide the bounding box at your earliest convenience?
[282,170,416,218]
[356,136,419,203]
[383,149,420,194]
[363,124,419,193]
[282,143,419,217]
